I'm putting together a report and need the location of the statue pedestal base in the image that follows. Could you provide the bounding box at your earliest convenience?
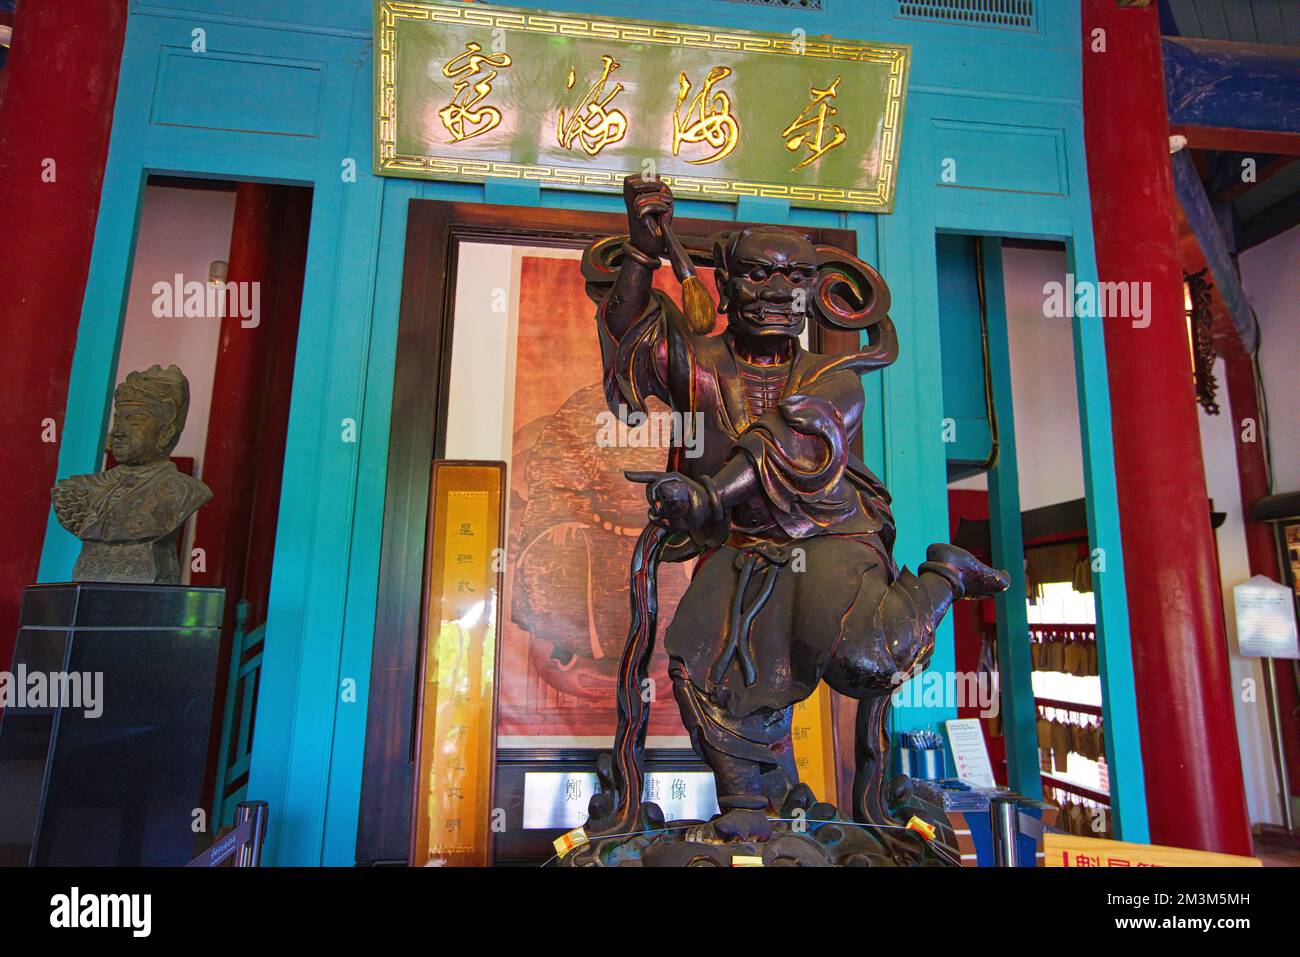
[0,582,224,865]
[561,781,960,867]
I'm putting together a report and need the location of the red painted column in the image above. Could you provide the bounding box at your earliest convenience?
[190,183,281,605]
[948,489,1008,786]
[1082,1,1252,854]
[190,182,310,620]
[190,183,310,804]
[0,1,128,669]
[239,187,311,626]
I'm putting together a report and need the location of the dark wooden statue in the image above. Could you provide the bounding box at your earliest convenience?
[567,177,1009,867]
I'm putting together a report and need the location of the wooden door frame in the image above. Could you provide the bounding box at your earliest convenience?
[356,198,864,864]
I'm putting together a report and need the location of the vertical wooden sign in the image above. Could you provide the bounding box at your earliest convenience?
[410,461,506,866]
[791,684,838,806]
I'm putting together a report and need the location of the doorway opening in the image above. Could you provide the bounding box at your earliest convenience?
[113,175,313,836]
[937,234,1111,837]
[361,202,866,865]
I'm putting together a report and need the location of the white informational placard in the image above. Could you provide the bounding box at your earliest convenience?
[522,771,718,830]
[945,718,997,788]
[1233,575,1300,660]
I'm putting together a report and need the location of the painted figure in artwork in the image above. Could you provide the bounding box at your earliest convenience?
[573,176,1010,864]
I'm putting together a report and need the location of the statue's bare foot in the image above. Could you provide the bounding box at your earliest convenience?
[924,543,1011,600]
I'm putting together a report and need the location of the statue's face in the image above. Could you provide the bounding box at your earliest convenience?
[720,229,818,342]
[108,403,169,466]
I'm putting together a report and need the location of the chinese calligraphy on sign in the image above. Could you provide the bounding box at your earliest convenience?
[783,78,848,171]
[671,67,740,165]
[522,771,720,829]
[1044,833,1261,868]
[376,1,910,212]
[437,42,512,143]
[557,55,628,157]
[791,684,838,806]
[410,463,505,867]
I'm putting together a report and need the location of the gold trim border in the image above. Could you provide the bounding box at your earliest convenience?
[375,1,908,213]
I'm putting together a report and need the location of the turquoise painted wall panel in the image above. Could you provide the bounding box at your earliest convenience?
[935,233,994,467]
[44,0,1149,863]
[152,49,324,137]
[931,120,1067,196]
[875,105,956,735]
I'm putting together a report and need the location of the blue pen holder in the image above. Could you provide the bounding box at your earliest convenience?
[895,746,947,781]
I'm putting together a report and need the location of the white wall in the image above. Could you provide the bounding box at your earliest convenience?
[1003,246,1087,510]
[1224,225,1298,827]
[1198,357,1282,826]
[115,184,236,482]
[950,246,1086,512]
[1238,225,1299,496]
[443,242,522,462]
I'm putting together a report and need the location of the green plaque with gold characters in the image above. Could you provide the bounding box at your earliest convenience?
[375,1,910,212]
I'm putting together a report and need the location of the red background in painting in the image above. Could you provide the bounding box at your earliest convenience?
[497,255,717,743]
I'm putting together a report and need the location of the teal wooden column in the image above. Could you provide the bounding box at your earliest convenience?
[883,131,957,738]
[1065,233,1150,843]
[978,237,1039,798]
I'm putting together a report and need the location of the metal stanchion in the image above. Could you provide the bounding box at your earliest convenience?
[1261,657,1296,833]
[234,801,269,868]
[990,795,1019,867]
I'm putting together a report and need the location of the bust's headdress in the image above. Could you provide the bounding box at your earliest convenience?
[114,364,190,451]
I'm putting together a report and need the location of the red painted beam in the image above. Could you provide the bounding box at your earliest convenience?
[1169,125,1300,157]
[1082,0,1253,855]
[0,1,128,672]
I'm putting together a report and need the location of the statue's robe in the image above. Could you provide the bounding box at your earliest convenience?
[56,461,212,583]
[587,277,923,724]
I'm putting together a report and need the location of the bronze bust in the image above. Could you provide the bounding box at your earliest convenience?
[51,364,211,584]
[565,177,1010,866]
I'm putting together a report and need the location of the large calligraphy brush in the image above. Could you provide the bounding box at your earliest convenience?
[650,214,716,335]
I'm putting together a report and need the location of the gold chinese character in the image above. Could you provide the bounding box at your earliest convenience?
[438,41,512,143]
[672,66,739,165]
[781,77,847,171]
[557,55,628,157]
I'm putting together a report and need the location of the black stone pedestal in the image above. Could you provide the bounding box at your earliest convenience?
[0,582,223,866]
